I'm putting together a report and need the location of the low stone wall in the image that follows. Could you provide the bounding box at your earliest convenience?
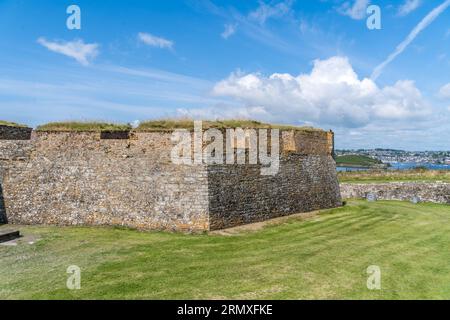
[340,182,450,204]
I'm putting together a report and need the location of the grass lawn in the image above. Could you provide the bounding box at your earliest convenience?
[1,200,449,300]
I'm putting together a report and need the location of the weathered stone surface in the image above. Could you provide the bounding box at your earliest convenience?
[1,132,210,232]
[281,130,334,155]
[0,129,342,232]
[208,154,341,230]
[340,182,450,204]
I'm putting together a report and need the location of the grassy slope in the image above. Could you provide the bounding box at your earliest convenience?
[36,122,131,132]
[1,200,450,300]
[336,155,382,167]
[339,169,450,184]
[0,120,27,128]
[2,119,322,132]
[137,119,322,132]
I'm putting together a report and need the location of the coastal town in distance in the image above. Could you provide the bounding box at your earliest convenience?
[336,149,450,170]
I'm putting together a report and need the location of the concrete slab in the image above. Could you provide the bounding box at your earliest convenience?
[0,229,20,243]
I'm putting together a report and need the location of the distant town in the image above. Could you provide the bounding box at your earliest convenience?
[336,149,450,165]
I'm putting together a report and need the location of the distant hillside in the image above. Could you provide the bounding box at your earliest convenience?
[336,155,384,168]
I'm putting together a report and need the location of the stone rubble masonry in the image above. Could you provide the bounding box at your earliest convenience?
[0,125,342,232]
[340,182,450,204]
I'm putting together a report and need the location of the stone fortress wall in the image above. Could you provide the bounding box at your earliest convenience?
[0,125,342,232]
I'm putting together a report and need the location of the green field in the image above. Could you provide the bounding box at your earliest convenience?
[336,155,383,168]
[1,200,450,300]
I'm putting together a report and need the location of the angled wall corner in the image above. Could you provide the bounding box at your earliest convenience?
[0,183,6,224]
[0,125,34,225]
[0,128,342,232]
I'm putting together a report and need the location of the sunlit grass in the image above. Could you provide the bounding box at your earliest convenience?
[1,200,449,300]
[336,155,383,167]
[36,121,131,132]
[0,120,27,128]
[137,119,323,132]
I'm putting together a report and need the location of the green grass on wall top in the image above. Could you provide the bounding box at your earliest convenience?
[36,122,132,132]
[136,119,324,132]
[2,119,326,132]
[0,120,28,128]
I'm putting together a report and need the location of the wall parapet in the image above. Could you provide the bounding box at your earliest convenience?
[281,130,334,156]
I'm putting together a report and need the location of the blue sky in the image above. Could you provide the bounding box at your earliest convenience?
[1,0,450,150]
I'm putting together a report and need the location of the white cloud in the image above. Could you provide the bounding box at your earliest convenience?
[199,0,305,56]
[138,32,174,49]
[177,104,267,121]
[439,83,450,98]
[221,23,237,39]
[0,62,228,127]
[37,38,99,66]
[372,0,450,80]
[338,0,370,20]
[398,0,422,16]
[248,0,293,24]
[211,56,431,128]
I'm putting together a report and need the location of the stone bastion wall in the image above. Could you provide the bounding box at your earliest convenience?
[340,182,450,204]
[0,125,342,232]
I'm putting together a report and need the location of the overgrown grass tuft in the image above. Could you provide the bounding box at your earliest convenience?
[137,119,323,132]
[0,120,28,128]
[36,122,132,132]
